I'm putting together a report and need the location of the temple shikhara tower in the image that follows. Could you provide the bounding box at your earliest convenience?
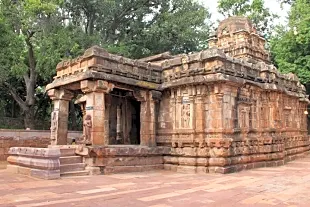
[7,17,310,178]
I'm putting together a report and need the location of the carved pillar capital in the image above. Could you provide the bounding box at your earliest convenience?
[150,90,162,101]
[81,80,114,93]
[48,89,74,101]
[133,90,146,102]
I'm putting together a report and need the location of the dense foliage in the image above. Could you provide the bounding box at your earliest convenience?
[0,0,211,129]
[217,0,277,35]
[1,0,310,129]
[271,0,310,86]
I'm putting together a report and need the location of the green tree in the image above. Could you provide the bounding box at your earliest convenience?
[64,0,211,58]
[0,0,99,128]
[271,0,310,85]
[121,0,211,58]
[278,0,294,5]
[217,0,277,35]
[0,0,210,129]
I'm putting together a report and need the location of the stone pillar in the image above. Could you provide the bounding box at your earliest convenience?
[81,80,114,145]
[150,91,162,146]
[104,95,111,145]
[48,89,74,145]
[136,90,161,147]
[116,105,122,143]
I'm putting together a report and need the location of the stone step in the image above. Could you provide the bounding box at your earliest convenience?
[60,163,86,173]
[61,170,89,177]
[60,148,76,157]
[60,156,82,165]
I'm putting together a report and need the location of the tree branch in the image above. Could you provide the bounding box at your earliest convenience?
[25,33,36,75]
[24,31,37,106]
[4,82,28,112]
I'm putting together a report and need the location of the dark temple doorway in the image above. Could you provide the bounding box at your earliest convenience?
[108,88,140,145]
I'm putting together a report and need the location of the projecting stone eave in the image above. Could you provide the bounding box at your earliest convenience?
[47,45,166,92]
[46,70,162,92]
[54,45,162,79]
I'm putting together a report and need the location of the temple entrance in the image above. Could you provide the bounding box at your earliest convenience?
[108,88,140,145]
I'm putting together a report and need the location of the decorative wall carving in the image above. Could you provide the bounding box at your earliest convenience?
[83,115,92,144]
[50,111,58,141]
[181,103,191,128]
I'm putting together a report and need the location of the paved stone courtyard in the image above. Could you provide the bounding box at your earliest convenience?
[2,157,310,207]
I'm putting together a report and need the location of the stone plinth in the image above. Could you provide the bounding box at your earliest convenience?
[6,147,60,179]
[0,130,82,161]
[83,145,170,174]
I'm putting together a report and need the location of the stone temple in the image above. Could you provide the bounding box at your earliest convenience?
[7,17,310,178]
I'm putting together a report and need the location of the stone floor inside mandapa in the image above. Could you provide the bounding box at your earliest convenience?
[2,157,310,207]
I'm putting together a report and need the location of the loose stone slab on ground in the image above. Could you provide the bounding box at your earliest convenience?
[1,155,310,207]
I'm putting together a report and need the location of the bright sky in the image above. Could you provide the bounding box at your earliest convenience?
[198,0,290,26]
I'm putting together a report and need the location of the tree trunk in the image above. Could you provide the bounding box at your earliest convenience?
[24,107,35,129]
[5,32,37,129]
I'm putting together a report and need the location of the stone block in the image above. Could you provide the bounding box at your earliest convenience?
[265,161,277,167]
[30,168,60,180]
[6,164,18,173]
[85,166,101,175]
[253,162,266,168]
[6,147,60,179]
[103,164,163,174]
[177,165,197,173]
[209,157,231,167]
[164,164,177,171]
[94,156,163,166]
[196,166,208,174]
[163,156,178,164]
[208,166,237,174]
[178,157,197,166]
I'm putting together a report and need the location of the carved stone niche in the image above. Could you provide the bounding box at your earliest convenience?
[177,95,192,129]
[238,106,250,129]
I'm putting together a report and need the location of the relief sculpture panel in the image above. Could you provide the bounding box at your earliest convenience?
[180,96,191,129]
[50,111,58,142]
[83,114,92,144]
